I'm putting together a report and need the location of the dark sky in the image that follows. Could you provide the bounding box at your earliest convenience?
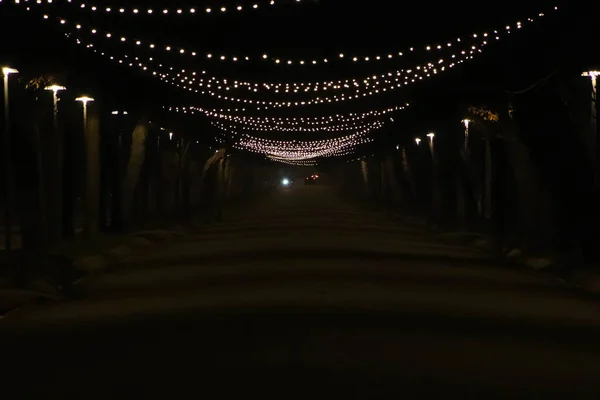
[0,0,592,149]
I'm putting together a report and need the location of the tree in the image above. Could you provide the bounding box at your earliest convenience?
[466,103,544,251]
[119,116,148,232]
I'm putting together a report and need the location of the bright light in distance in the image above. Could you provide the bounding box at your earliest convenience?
[282,178,290,186]
[76,96,95,104]
[45,85,66,92]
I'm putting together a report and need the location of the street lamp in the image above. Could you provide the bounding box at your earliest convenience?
[415,138,422,145]
[44,85,66,240]
[2,66,18,252]
[76,96,94,132]
[461,119,471,154]
[44,85,66,127]
[427,132,435,156]
[582,70,600,186]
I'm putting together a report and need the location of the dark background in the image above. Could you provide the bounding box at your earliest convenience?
[0,0,593,149]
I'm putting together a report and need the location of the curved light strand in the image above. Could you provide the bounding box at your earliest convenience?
[23,1,557,67]
[31,0,303,17]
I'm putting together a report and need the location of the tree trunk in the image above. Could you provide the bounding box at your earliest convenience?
[120,118,148,231]
[503,133,541,245]
[401,148,417,206]
[360,159,369,197]
[484,136,493,221]
[380,160,388,201]
[98,123,109,231]
[33,123,49,248]
[13,124,42,250]
[84,111,100,235]
[46,109,63,245]
[430,146,442,222]
[385,155,402,205]
[62,124,76,239]
[456,171,467,224]
[146,132,158,216]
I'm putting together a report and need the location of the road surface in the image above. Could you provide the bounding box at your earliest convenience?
[2,185,600,397]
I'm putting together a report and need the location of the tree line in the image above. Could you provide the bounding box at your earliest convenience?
[334,69,600,269]
[1,74,273,252]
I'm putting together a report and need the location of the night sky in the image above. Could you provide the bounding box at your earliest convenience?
[0,0,593,153]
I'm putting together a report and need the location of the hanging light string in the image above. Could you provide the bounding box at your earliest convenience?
[75,34,484,109]
[26,0,306,17]
[29,7,543,95]
[236,135,375,161]
[146,44,482,109]
[266,158,320,166]
[213,122,381,143]
[20,0,558,67]
[15,4,557,111]
[210,118,386,133]
[77,34,484,96]
[230,127,382,161]
[167,104,409,127]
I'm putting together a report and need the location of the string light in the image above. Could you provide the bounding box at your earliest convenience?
[23,2,555,68]
[30,0,301,17]
[41,12,541,101]
[230,127,382,161]
[23,0,547,93]
[211,118,386,133]
[74,33,485,109]
[141,43,483,108]
[167,104,409,129]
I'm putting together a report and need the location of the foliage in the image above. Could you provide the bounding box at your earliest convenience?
[24,75,58,91]
[467,106,500,123]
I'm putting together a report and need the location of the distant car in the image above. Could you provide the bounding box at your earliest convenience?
[305,175,319,185]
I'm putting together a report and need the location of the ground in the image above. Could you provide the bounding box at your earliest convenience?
[2,185,600,398]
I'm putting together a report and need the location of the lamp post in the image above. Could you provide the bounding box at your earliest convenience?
[582,70,600,187]
[44,85,66,242]
[426,132,435,159]
[427,132,441,219]
[76,96,94,132]
[45,85,66,129]
[76,97,96,235]
[458,120,472,224]
[2,67,18,252]
[461,119,471,157]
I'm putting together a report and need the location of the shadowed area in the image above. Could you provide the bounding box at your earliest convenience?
[2,185,600,397]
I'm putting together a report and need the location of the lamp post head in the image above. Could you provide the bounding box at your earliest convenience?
[582,71,600,78]
[76,96,94,104]
[2,67,19,76]
[462,119,471,128]
[427,132,435,139]
[415,138,422,145]
[169,132,173,140]
[44,85,66,93]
